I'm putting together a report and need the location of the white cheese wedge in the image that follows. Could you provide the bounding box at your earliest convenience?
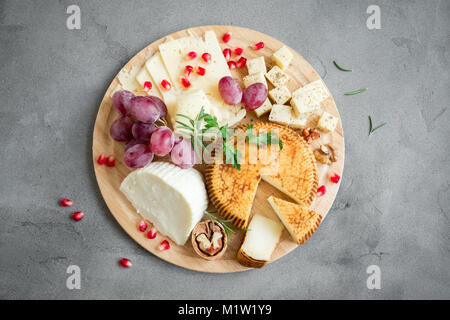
[243,72,267,88]
[158,31,245,128]
[268,86,291,105]
[269,104,307,129]
[135,66,162,99]
[254,98,273,117]
[317,111,338,133]
[240,214,283,262]
[120,162,208,246]
[145,52,178,116]
[265,65,289,88]
[246,56,266,75]
[272,45,293,70]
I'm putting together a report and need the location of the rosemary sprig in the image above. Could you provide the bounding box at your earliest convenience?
[204,211,249,242]
[368,116,387,136]
[344,88,368,95]
[333,60,352,72]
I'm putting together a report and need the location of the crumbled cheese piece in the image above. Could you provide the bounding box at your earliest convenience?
[243,72,267,88]
[246,56,267,74]
[265,66,289,88]
[268,86,291,105]
[317,111,338,133]
[272,46,293,70]
[269,104,307,129]
[254,98,273,117]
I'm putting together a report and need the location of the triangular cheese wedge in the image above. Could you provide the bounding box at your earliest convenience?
[267,196,322,245]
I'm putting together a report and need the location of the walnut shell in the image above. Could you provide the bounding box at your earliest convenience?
[191,220,227,261]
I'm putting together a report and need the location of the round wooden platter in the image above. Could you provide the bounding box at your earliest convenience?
[93,25,345,273]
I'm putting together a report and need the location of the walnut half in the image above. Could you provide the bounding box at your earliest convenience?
[314,144,338,165]
[191,220,227,261]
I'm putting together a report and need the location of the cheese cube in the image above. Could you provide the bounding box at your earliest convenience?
[317,111,338,133]
[268,86,291,105]
[269,104,307,129]
[265,66,289,88]
[292,80,329,102]
[246,56,266,74]
[254,98,272,117]
[243,72,267,88]
[272,46,293,70]
[290,94,321,117]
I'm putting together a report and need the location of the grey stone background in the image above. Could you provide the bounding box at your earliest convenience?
[0,0,449,300]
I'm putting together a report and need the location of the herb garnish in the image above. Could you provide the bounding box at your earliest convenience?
[368,116,387,136]
[333,60,352,72]
[176,107,282,170]
[344,88,368,95]
[204,211,249,242]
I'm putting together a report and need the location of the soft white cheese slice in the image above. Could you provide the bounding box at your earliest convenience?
[158,31,246,128]
[241,214,283,261]
[120,162,208,246]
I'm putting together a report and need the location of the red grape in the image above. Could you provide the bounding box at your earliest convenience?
[129,96,160,123]
[132,122,157,142]
[150,126,175,156]
[110,116,133,141]
[242,83,268,110]
[112,90,135,116]
[123,144,154,168]
[124,138,140,151]
[147,96,167,118]
[170,138,195,169]
[218,76,243,105]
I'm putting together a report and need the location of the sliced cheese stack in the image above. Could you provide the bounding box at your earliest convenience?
[120,162,208,246]
[237,214,284,268]
[267,196,322,245]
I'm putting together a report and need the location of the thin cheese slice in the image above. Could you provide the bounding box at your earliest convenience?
[117,66,141,93]
[135,67,162,99]
[120,162,208,246]
[158,31,245,127]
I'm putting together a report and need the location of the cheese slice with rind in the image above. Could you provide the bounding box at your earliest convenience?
[120,162,208,246]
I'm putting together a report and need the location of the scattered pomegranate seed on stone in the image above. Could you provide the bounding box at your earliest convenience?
[147,227,158,239]
[236,56,247,68]
[97,154,106,165]
[60,198,74,207]
[223,48,231,61]
[317,185,326,197]
[72,211,84,221]
[222,32,231,43]
[330,173,341,184]
[227,61,237,69]
[254,41,264,50]
[106,156,115,167]
[159,240,170,251]
[201,52,211,64]
[234,47,243,55]
[138,220,148,232]
[119,258,132,268]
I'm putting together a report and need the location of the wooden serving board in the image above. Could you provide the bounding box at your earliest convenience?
[92,26,345,273]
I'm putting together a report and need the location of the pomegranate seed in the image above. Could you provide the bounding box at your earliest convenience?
[97,154,106,165]
[317,185,326,197]
[184,65,194,77]
[119,258,132,268]
[72,211,84,221]
[330,173,341,184]
[106,155,115,167]
[254,41,264,50]
[180,77,191,88]
[159,240,170,251]
[236,56,247,68]
[227,61,237,70]
[222,32,231,43]
[186,51,197,60]
[161,79,171,91]
[201,52,211,64]
[138,220,148,232]
[143,81,152,92]
[60,198,74,207]
[234,47,243,55]
[196,66,206,76]
[147,227,157,239]
[222,48,231,61]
